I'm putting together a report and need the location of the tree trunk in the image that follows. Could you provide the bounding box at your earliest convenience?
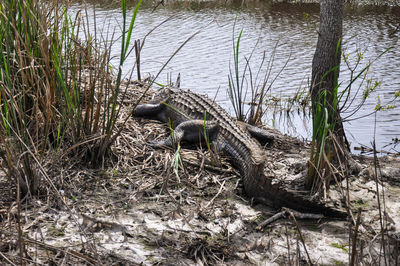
[308,0,349,190]
[311,0,342,114]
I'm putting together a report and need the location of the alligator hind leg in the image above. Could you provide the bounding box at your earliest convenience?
[236,121,275,146]
[245,124,276,146]
[150,120,219,148]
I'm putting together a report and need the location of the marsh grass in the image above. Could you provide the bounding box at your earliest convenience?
[228,22,288,126]
[0,0,142,195]
[0,0,145,263]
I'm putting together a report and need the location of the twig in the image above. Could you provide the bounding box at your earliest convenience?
[285,223,291,265]
[284,208,324,220]
[256,208,323,230]
[350,208,362,266]
[289,212,313,265]
[0,229,97,265]
[165,225,212,236]
[23,238,97,265]
[372,124,387,265]
[256,211,287,230]
[203,180,226,209]
[16,168,24,266]
[0,251,17,266]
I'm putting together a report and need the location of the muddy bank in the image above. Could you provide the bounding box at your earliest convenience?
[0,80,399,265]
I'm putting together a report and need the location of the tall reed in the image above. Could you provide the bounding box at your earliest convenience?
[0,0,142,196]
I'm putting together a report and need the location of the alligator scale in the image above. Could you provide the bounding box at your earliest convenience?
[133,87,344,217]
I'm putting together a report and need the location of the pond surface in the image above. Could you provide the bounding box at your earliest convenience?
[72,1,400,153]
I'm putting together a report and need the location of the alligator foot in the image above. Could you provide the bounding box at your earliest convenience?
[149,120,219,148]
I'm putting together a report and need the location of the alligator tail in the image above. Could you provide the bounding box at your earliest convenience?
[245,173,347,218]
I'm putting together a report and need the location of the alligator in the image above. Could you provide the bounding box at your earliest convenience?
[133,87,345,218]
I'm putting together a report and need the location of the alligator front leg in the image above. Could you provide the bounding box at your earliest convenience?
[150,120,219,148]
[133,102,168,123]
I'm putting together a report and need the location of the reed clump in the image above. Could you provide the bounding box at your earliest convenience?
[228,23,288,126]
[0,0,141,197]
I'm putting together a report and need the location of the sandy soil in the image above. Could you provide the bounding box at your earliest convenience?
[1,80,399,265]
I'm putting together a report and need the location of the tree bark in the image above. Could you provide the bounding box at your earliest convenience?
[311,0,343,116]
[308,0,349,190]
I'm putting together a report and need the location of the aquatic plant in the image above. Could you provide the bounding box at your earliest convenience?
[227,21,288,126]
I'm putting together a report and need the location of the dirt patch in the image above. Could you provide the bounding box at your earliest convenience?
[1,80,399,265]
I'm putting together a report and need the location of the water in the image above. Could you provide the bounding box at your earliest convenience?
[71,1,400,153]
